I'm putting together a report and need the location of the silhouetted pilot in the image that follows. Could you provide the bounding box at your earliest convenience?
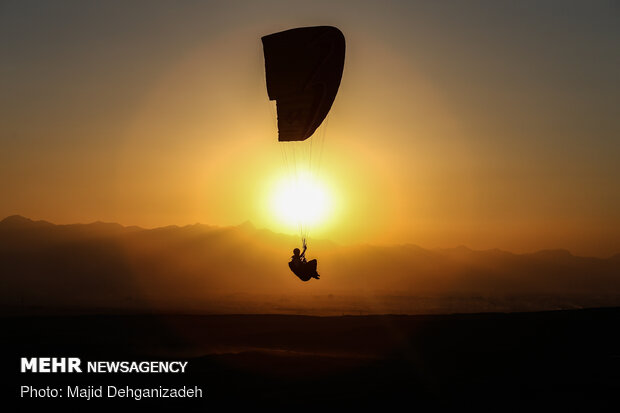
[289,242,320,282]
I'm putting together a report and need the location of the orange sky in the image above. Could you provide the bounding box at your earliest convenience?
[1,1,619,256]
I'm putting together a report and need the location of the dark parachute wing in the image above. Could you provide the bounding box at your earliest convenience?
[262,26,345,142]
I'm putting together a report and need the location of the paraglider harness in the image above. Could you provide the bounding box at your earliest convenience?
[289,239,319,282]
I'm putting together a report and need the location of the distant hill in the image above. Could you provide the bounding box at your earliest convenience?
[1,215,619,315]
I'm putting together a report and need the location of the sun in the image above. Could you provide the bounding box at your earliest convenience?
[271,171,331,230]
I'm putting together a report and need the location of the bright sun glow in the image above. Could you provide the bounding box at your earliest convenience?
[271,171,331,230]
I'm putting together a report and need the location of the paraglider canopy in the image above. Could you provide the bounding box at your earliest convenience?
[262,26,345,142]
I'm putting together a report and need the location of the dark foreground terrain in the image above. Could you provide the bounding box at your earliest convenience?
[2,308,620,410]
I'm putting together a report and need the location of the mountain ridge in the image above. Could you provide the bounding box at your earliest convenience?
[2,215,619,316]
[2,215,615,258]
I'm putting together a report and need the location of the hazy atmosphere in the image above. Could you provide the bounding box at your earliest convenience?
[2,1,619,256]
[3,2,620,408]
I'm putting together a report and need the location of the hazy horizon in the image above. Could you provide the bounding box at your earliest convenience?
[3,213,618,258]
[3,213,619,316]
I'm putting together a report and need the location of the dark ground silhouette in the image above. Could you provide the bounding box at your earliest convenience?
[2,216,620,408]
[3,308,620,409]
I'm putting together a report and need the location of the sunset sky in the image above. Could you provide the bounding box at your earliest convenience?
[1,1,619,256]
